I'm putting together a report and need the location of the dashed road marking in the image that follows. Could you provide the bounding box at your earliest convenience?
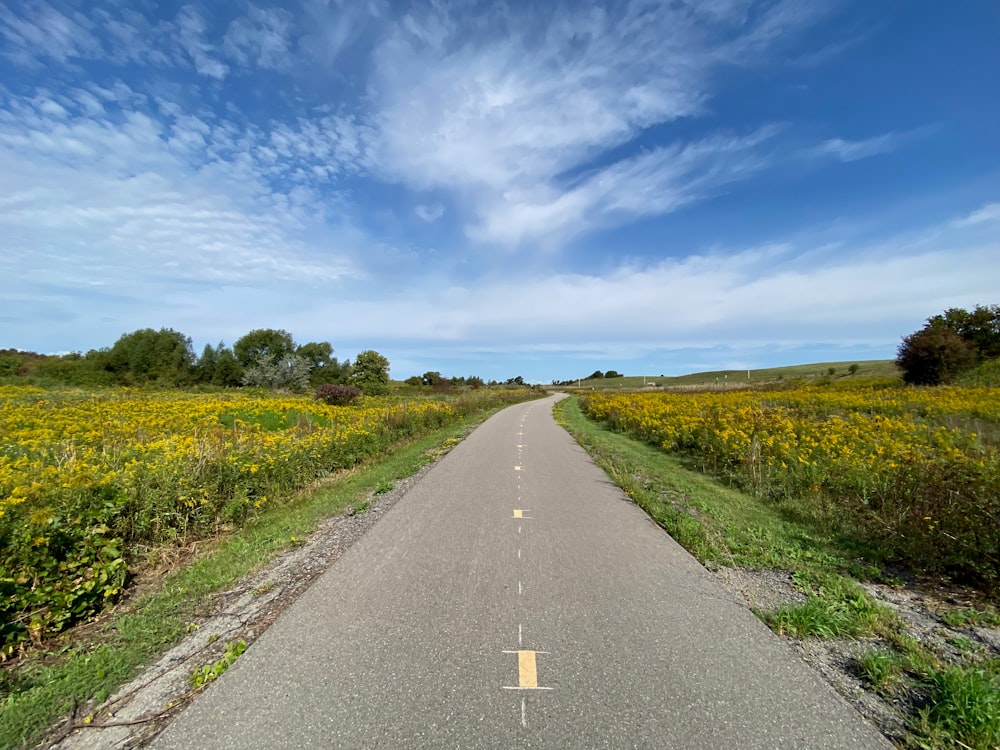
[501,650,552,690]
[518,650,537,687]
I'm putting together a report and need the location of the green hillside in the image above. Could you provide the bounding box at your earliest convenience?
[561,359,899,390]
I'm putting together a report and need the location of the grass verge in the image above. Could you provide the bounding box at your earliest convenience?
[555,395,1000,749]
[0,411,497,750]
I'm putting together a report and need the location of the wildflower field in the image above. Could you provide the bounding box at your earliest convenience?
[0,386,538,652]
[579,379,1000,589]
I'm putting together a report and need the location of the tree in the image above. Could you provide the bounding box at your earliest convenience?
[195,343,218,383]
[605,370,623,378]
[297,341,350,385]
[212,345,243,387]
[588,370,604,380]
[505,375,525,386]
[241,353,312,392]
[296,341,333,369]
[928,305,1000,361]
[897,326,978,385]
[350,350,390,395]
[233,329,296,368]
[106,328,194,385]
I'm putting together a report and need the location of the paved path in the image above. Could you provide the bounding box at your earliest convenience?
[152,395,890,748]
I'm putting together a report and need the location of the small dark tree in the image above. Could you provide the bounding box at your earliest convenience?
[605,370,623,378]
[315,384,363,406]
[588,370,604,380]
[848,363,860,375]
[897,326,978,385]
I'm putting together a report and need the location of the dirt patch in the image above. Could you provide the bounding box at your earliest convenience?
[42,462,436,750]
[715,567,1000,746]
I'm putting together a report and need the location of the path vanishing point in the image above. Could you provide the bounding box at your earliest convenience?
[151,394,891,749]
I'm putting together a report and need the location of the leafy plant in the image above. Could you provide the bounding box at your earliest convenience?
[190,639,247,690]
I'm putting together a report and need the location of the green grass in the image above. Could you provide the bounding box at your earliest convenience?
[561,359,900,390]
[916,663,1000,749]
[858,649,909,695]
[0,410,497,750]
[940,608,1000,629]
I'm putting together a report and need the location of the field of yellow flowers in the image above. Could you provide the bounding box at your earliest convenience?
[580,378,1000,588]
[0,386,537,651]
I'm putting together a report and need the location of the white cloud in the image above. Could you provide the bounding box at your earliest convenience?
[261,205,1000,357]
[954,202,1000,227]
[224,6,294,71]
[816,132,903,162]
[0,1,100,66]
[468,128,780,245]
[173,5,229,79]
[415,204,444,222]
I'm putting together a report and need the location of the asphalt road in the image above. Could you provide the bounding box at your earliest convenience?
[151,394,890,749]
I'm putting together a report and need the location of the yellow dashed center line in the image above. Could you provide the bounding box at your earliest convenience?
[517,650,538,688]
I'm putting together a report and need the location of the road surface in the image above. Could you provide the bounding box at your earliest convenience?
[152,394,889,748]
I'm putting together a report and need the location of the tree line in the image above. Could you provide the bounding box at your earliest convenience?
[0,328,391,394]
[896,304,1000,385]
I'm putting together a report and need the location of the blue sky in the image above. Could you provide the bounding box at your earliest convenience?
[2,1,998,383]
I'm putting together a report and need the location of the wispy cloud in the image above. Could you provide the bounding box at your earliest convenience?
[468,127,781,245]
[815,132,906,162]
[954,202,1000,227]
[364,1,855,247]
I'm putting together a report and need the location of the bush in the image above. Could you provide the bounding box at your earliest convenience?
[898,326,978,385]
[314,384,363,405]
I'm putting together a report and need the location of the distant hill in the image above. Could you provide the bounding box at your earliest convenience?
[559,359,900,390]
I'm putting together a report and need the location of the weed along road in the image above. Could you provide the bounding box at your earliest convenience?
[151,394,890,749]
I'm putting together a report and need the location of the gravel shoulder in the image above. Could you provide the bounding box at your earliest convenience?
[715,566,1000,746]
